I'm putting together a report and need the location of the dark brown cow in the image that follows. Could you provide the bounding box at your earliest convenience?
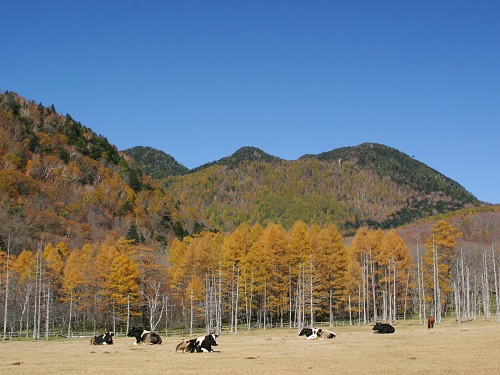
[427,316,435,329]
[372,322,395,334]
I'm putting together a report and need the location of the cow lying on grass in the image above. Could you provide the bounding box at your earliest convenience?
[372,322,395,334]
[320,329,336,339]
[90,331,114,345]
[175,333,218,353]
[298,327,336,340]
[127,327,163,345]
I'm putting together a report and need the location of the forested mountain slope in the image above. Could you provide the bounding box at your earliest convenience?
[0,92,194,253]
[161,144,480,233]
[122,146,189,178]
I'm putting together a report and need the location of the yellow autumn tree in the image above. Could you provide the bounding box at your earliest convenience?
[314,223,350,319]
[97,239,140,324]
[246,222,288,327]
[422,220,462,318]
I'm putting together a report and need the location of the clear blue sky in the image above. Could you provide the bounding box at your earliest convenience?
[2,1,499,203]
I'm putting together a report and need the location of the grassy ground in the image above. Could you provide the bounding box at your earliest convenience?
[1,318,499,374]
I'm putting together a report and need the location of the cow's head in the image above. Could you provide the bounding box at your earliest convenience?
[103,331,114,343]
[207,333,218,346]
[127,327,144,342]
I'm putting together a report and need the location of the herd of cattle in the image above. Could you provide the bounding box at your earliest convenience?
[89,328,219,353]
[89,316,436,351]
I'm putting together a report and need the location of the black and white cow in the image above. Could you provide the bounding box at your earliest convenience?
[298,327,322,340]
[176,333,219,353]
[127,327,163,345]
[372,322,395,334]
[195,333,218,352]
[320,329,336,339]
[90,331,114,345]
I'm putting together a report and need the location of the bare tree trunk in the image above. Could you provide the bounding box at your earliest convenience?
[404,269,410,321]
[357,284,361,326]
[491,244,499,321]
[33,247,43,340]
[421,256,427,324]
[393,260,397,322]
[19,286,32,339]
[166,294,169,336]
[348,294,352,326]
[329,289,333,327]
[388,263,392,322]
[2,236,11,340]
[189,289,194,336]
[263,276,267,330]
[455,259,461,323]
[383,268,387,322]
[45,285,51,340]
[454,280,461,324]
[460,250,467,319]
[229,263,234,332]
[416,240,423,324]
[309,256,314,327]
[234,265,240,334]
[362,254,367,325]
[370,250,377,323]
[248,269,254,331]
[288,266,292,329]
[33,251,39,340]
[67,290,73,338]
[126,294,130,335]
[482,251,490,320]
[466,266,471,319]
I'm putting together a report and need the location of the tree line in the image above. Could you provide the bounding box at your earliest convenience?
[0,219,498,340]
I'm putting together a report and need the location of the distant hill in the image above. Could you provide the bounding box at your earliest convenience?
[122,146,189,178]
[190,146,283,173]
[303,143,474,203]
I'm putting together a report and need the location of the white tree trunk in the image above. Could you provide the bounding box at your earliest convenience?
[234,266,239,334]
[67,290,73,338]
[2,236,11,340]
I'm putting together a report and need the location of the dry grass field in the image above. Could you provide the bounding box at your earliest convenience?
[1,318,499,374]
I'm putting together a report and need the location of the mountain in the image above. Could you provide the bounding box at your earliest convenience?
[190,146,283,173]
[160,143,480,234]
[303,143,474,203]
[121,146,189,178]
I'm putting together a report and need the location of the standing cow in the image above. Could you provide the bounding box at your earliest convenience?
[427,316,435,329]
[372,322,395,334]
[127,327,162,345]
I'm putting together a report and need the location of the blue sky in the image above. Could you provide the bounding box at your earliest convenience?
[2,1,499,203]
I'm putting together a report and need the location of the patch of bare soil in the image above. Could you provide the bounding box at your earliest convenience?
[1,318,499,374]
